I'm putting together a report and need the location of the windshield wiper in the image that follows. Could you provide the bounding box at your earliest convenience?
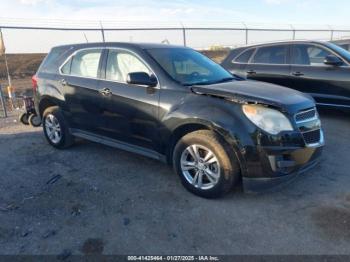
[213,77,236,84]
[184,77,236,87]
[183,81,212,86]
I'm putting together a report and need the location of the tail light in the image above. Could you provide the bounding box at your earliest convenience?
[32,75,38,92]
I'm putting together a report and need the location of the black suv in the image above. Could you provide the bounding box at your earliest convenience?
[34,42,324,198]
[221,40,350,109]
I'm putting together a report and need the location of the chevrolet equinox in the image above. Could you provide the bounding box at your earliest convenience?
[33,43,324,198]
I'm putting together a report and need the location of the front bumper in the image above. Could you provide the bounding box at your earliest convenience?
[241,129,324,193]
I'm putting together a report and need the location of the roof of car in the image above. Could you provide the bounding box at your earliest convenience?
[233,40,330,50]
[53,42,188,50]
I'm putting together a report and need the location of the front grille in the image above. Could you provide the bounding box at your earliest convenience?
[295,108,317,123]
[302,129,321,145]
[294,108,322,146]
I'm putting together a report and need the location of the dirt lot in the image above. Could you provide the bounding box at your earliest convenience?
[0,109,349,255]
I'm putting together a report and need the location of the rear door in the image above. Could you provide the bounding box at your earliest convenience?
[98,48,160,151]
[245,44,292,88]
[59,48,106,134]
[223,48,256,78]
[290,43,350,106]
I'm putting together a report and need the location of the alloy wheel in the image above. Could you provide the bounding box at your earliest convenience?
[180,144,220,190]
[45,114,62,144]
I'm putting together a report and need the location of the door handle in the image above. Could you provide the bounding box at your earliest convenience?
[99,88,112,96]
[246,70,256,75]
[60,79,67,86]
[292,72,304,77]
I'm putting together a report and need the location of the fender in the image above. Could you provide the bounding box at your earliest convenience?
[160,94,253,176]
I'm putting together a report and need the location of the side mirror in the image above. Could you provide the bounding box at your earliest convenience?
[126,72,157,87]
[324,55,343,66]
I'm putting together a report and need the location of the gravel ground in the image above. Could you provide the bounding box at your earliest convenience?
[0,109,349,256]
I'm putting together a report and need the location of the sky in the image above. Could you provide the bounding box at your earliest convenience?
[1,0,350,53]
[1,0,350,25]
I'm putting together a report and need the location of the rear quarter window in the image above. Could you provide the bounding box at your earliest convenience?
[38,47,72,74]
[234,49,255,63]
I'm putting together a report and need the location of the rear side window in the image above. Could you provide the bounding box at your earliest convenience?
[65,49,102,78]
[252,45,288,64]
[234,49,255,63]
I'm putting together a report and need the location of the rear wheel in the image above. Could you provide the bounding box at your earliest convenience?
[42,106,74,149]
[173,130,240,198]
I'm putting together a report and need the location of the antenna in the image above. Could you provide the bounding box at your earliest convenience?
[83,32,89,43]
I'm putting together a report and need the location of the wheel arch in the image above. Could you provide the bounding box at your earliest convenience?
[38,97,59,118]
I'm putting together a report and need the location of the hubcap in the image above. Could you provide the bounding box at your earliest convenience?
[180,144,220,190]
[45,114,62,144]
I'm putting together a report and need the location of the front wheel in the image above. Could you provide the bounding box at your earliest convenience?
[173,130,240,198]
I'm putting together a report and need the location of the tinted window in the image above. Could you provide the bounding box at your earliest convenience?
[292,44,332,65]
[70,49,102,78]
[234,49,255,63]
[147,48,234,86]
[253,45,287,64]
[106,50,151,82]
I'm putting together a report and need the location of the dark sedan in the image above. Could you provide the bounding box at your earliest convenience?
[221,40,350,109]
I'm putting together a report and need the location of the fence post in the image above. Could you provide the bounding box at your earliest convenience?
[181,23,187,47]
[100,21,105,42]
[328,25,334,41]
[245,29,249,45]
[0,84,8,118]
[290,24,296,40]
[242,22,248,45]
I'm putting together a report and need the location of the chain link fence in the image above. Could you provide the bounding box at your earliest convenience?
[1,19,350,117]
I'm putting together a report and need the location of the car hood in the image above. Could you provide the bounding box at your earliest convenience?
[191,80,315,113]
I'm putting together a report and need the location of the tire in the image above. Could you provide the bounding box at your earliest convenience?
[173,130,240,198]
[42,106,74,149]
[19,112,29,125]
[28,114,42,127]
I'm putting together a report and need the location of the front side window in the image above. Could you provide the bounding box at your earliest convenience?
[252,45,288,64]
[291,44,332,65]
[69,49,102,78]
[234,49,255,64]
[106,50,151,82]
[147,48,234,86]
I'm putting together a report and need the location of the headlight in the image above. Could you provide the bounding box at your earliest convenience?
[242,104,293,135]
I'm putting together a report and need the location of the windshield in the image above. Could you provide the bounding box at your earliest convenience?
[147,48,235,86]
[326,42,350,62]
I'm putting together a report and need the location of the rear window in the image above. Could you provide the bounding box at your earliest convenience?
[39,47,71,74]
[234,49,255,63]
